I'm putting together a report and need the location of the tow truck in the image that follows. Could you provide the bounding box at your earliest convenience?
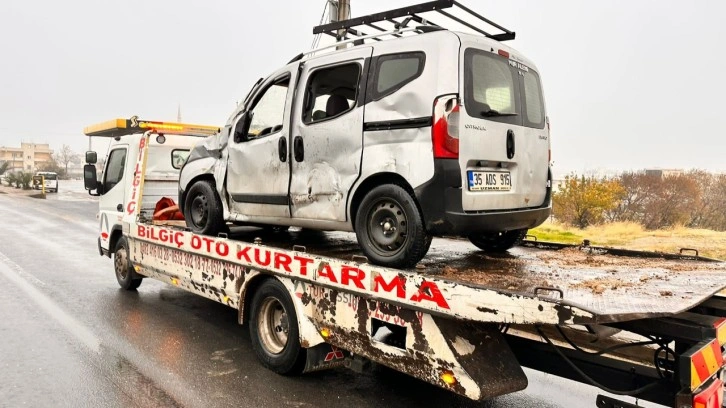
[82,118,726,408]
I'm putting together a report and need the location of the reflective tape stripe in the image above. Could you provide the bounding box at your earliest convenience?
[690,339,725,390]
[714,317,726,346]
[692,352,711,389]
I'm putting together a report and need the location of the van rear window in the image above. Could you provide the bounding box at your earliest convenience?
[522,70,545,127]
[470,53,517,115]
[464,49,545,129]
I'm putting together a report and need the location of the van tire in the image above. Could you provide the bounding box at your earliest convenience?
[114,237,142,290]
[184,180,225,236]
[468,229,527,252]
[355,184,430,268]
[249,279,306,375]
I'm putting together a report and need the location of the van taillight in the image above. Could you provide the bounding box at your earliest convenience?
[432,96,459,159]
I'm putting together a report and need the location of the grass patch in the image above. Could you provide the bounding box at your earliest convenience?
[530,221,726,261]
[528,225,583,244]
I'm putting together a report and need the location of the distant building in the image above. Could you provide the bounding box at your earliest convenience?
[644,169,683,178]
[0,143,54,173]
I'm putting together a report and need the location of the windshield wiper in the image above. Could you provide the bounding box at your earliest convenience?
[480,110,518,118]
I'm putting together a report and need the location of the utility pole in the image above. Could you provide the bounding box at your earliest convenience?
[338,0,350,23]
[330,0,350,49]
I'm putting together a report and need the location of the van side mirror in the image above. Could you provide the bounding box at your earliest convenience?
[84,164,100,195]
[85,151,98,164]
[233,111,253,143]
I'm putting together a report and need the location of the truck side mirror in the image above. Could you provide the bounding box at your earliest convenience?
[233,111,252,143]
[84,164,98,192]
[85,151,98,164]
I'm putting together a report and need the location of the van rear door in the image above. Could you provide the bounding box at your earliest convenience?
[457,41,550,213]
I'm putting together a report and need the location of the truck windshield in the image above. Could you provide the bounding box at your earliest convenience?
[464,49,546,129]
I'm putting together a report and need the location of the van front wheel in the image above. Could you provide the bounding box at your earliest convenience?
[468,229,527,252]
[355,184,429,268]
[184,180,225,236]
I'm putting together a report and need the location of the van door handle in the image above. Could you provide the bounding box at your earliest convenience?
[506,129,516,159]
[278,136,287,162]
[294,136,304,162]
[117,204,123,212]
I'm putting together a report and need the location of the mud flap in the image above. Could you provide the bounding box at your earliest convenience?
[302,343,350,373]
[306,301,527,400]
[433,316,528,399]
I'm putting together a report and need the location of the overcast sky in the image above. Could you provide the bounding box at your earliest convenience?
[1,0,724,175]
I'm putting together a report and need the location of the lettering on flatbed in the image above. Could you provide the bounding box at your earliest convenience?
[135,225,451,310]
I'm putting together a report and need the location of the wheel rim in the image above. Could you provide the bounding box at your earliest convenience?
[190,194,208,228]
[366,198,408,256]
[114,247,128,281]
[257,297,289,355]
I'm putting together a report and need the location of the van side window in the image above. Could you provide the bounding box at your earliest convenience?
[248,77,290,138]
[303,63,361,124]
[370,52,425,101]
[104,148,127,192]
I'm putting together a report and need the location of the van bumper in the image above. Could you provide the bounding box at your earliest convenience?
[414,159,552,236]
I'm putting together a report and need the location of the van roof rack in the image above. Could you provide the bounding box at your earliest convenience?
[312,0,515,43]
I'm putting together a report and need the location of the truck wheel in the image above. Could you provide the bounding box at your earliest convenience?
[114,237,142,290]
[468,229,527,252]
[184,180,225,236]
[249,279,306,375]
[355,184,430,268]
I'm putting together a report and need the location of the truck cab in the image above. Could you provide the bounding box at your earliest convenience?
[82,118,219,257]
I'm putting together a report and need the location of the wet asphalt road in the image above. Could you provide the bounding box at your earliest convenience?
[0,182,660,408]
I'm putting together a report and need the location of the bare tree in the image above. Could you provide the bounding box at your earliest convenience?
[54,145,79,178]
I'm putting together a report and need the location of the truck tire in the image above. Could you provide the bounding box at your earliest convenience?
[468,229,527,252]
[183,180,225,236]
[355,184,430,268]
[249,279,306,375]
[114,237,143,290]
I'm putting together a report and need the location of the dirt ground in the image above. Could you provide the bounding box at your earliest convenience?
[0,184,44,197]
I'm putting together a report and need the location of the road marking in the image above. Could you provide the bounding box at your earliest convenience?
[0,251,101,353]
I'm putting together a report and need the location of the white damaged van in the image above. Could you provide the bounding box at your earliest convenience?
[179,0,552,267]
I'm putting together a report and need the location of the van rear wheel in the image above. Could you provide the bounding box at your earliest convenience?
[355,184,429,268]
[468,229,527,252]
[184,180,225,236]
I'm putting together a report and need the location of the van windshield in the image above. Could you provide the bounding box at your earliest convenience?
[37,173,57,180]
[464,49,545,129]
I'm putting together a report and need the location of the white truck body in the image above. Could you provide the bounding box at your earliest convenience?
[85,123,726,408]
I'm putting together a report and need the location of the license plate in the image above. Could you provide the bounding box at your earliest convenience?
[467,171,512,191]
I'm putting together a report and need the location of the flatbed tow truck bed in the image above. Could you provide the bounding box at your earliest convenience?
[87,126,726,408]
[202,226,726,324]
[132,219,726,406]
